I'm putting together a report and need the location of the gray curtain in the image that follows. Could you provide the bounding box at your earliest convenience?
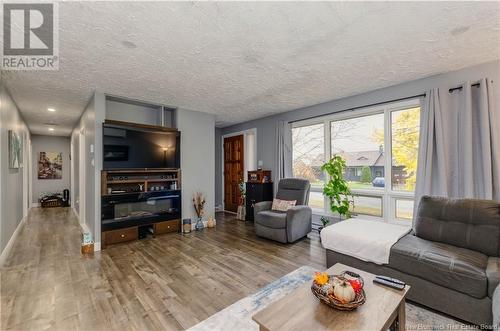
[415,78,500,212]
[275,120,293,183]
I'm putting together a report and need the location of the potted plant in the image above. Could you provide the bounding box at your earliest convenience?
[321,155,354,222]
[317,216,331,240]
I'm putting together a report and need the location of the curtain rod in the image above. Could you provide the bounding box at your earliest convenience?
[289,93,426,124]
[448,82,480,93]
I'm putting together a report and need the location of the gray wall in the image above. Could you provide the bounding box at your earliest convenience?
[0,86,30,254]
[177,108,216,221]
[71,92,105,246]
[106,99,161,126]
[214,127,222,208]
[105,98,174,127]
[31,135,70,203]
[216,60,500,205]
[71,130,79,214]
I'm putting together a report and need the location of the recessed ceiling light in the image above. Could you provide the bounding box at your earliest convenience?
[47,108,56,112]
[48,127,55,131]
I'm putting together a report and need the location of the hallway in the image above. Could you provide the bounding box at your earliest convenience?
[1,208,324,331]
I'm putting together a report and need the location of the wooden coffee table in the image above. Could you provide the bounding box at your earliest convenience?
[252,263,410,331]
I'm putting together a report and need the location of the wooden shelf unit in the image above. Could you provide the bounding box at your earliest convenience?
[101,168,181,195]
[101,168,182,248]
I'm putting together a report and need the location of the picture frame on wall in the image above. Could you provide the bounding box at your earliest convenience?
[38,152,63,179]
[8,130,23,169]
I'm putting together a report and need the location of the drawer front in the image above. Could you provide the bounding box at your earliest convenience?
[154,219,180,234]
[104,227,138,246]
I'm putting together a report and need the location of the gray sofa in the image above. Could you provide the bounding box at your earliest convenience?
[254,178,312,243]
[326,196,500,326]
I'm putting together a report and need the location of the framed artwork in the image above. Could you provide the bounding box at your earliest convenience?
[8,130,23,169]
[38,152,63,179]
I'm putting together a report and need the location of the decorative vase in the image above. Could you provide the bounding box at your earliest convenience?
[195,217,204,231]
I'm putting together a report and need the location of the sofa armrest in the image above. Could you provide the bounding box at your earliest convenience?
[286,205,312,242]
[487,257,500,298]
[254,201,272,215]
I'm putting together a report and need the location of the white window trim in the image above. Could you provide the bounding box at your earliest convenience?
[292,98,422,224]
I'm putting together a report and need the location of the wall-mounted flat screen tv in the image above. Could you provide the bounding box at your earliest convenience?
[103,123,180,169]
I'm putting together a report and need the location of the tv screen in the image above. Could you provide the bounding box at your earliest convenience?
[103,124,180,169]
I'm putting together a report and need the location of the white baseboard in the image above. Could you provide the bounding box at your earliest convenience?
[31,202,39,208]
[94,242,101,252]
[72,206,79,219]
[0,215,27,267]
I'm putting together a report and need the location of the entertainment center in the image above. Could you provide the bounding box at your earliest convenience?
[101,120,182,248]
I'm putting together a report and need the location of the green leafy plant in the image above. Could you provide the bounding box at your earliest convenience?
[321,155,354,220]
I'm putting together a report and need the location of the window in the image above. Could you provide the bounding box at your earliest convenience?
[292,123,324,188]
[309,191,325,210]
[352,195,383,217]
[291,99,421,223]
[391,107,420,192]
[331,113,384,191]
[292,123,325,211]
[395,198,414,221]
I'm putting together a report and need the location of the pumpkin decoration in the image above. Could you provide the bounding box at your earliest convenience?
[333,280,356,303]
[311,271,366,310]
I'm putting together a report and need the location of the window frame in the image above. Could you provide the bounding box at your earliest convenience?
[291,98,422,224]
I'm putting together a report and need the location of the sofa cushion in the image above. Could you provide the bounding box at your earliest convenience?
[487,257,500,298]
[389,234,488,298]
[255,210,287,229]
[414,196,500,256]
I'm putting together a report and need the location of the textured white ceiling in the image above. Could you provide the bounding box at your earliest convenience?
[2,1,500,135]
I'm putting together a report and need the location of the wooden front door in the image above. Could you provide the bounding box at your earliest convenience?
[224,135,244,212]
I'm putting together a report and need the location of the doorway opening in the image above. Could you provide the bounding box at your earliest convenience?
[222,129,257,212]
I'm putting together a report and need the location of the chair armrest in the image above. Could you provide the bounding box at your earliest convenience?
[254,201,272,215]
[286,205,312,242]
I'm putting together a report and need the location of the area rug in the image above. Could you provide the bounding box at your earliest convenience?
[188,266,468,331]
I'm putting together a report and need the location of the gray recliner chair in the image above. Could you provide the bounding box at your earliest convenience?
[254,178,312,243]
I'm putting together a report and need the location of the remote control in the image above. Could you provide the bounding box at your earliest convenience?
[373,277,406,290]
[375,275,406,286]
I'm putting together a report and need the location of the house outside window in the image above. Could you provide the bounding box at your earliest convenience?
[292,99,421,224]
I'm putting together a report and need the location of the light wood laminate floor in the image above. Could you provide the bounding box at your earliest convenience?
[1,207,325,331]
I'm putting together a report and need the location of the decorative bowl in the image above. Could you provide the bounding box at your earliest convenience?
[311,270,366,311]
